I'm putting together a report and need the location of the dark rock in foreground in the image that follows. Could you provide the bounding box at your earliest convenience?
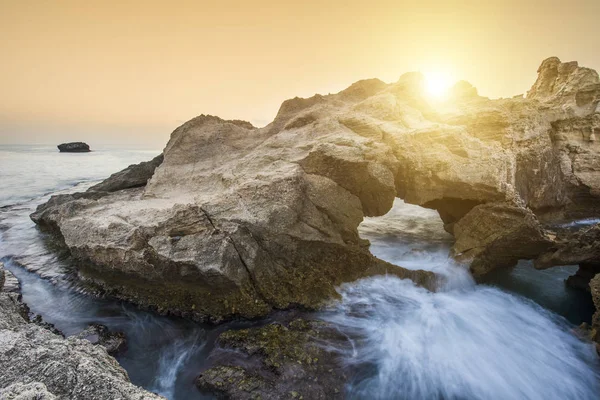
[197,319,347,399]
[0,263,163,399]
[57,142,91,152]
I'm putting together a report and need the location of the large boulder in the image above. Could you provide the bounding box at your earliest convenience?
[32,57,600,321]
[453,202,553,276]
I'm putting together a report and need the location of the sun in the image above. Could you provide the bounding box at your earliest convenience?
[423,70,454,100]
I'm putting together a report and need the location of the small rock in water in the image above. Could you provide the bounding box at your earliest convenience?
[57,142,91,152]
[2,268,21,294]
[75,323,128,356]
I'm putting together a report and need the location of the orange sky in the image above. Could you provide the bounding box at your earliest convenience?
[1,0,599,147]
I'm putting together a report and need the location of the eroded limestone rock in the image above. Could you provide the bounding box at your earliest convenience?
[535,223,600,269]
[0,382,57,400]
[31,57,600,322]
[452,202,553,276]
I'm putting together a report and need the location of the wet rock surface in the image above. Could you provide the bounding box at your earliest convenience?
[57,142,91,153]
[1,262,21,294]
[196,318,347,399]
[0,263,163,399]
[453,202,554,276]
[75,323,128,356]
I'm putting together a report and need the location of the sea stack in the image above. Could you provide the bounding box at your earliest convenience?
[57,142,91,152]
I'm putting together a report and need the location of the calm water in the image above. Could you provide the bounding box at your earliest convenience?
[1,144,599,399]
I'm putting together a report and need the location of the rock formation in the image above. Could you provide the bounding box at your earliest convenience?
[0,263,163,399]
[75,323,128,356]
[57,142,91,152]
[32,57,600,327]
[88,154,164,192]
[196,318,347,399]
[590,274,600,347]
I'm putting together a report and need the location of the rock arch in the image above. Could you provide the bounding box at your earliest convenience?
[32,58,600,325]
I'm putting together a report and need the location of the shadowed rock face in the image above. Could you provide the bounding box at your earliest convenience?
[57,142,91,152]
[88,154,164,192]
[591,275,600,345]
[32,57,600,322]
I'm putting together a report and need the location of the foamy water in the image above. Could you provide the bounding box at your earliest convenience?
[321,200,600,399]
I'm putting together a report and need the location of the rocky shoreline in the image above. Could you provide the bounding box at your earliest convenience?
[0,262,163,399]
[13,57,600,397]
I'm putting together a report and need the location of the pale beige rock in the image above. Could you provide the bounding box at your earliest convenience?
[31,57,600,321]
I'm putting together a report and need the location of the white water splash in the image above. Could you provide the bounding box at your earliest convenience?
[322,200,600,400]
[150,333,205,399]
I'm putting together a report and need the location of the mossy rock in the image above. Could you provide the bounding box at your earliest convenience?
[196,319,346,399]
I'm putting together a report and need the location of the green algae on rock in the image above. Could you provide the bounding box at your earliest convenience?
[196,319,347,399]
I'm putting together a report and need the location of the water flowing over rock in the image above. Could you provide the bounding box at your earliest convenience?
[0,263,164,399]
[32,57,600,325]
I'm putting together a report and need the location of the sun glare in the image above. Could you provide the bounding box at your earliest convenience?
[424,70,454,100]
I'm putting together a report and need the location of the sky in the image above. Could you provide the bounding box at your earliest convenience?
[1,0,599,148]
